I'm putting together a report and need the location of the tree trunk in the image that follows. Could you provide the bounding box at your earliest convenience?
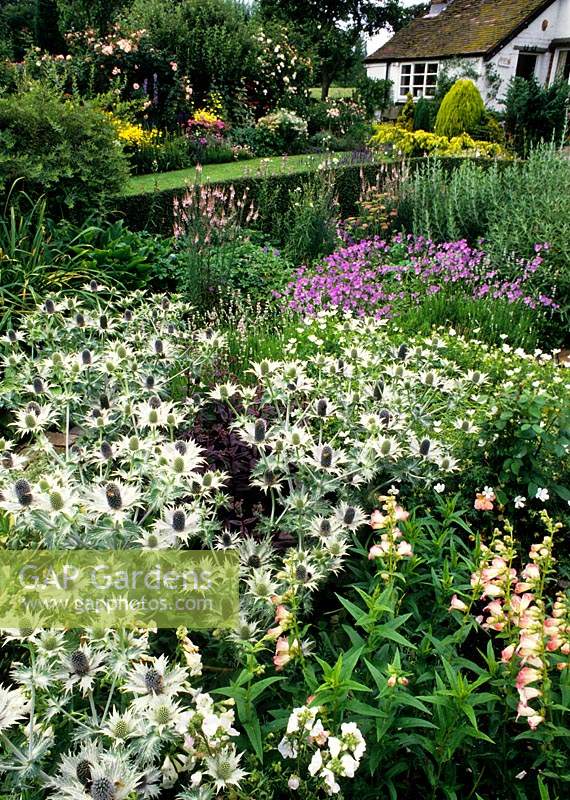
[321,72,333,101]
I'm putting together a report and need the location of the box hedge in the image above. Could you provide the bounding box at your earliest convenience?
[113,157,508,236]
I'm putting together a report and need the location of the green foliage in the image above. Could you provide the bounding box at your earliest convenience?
[171,235,293,305]
[434,79,484,138]
[413,96,435,131]
[128,0,253,114]
[397,92,415,131]
[278,170,340,264]
[354,75,392,117]
[0,193,161,330]
[55,0,132,36]
[0,0,34,61]
[33,0,65,52]
[397,146,570,341]
[504,76,570,155]
[0,85,129,218]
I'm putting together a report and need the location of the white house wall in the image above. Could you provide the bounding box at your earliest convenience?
[365,0,570,110]
[484,0,570,106]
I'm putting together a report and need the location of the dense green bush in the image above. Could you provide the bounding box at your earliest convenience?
[504,76,570,155]
[354,75,392,117]
[0,85,129,218]
[413,96,435,131]
[434,79,484,138]
[117,160,398,235]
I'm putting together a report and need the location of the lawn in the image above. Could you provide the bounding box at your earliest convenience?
[125,152,343,195]
[309,86,355,99]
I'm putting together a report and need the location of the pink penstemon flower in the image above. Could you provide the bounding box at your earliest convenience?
[453,513,567,731]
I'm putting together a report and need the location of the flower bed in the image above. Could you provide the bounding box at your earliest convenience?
[280,235,558,319]
[0,290,568,798]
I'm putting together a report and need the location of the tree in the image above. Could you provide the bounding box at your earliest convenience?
[33,0,65,52]
[55,0,134,36]
[259,0,427,98]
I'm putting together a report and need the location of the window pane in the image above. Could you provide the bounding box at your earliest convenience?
[425,74,437,86]
[401,65,411,75]
[427,63,439,74]
[413,63,427,77]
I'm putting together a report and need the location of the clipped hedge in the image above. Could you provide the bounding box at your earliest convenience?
[113,157,508,235]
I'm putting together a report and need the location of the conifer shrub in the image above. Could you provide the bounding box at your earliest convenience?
[434,78,484,138]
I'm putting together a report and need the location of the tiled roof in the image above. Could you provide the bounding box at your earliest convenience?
[366,0,555,62]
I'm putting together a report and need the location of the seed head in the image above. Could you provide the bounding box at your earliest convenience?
[174,440,187,455]
[44,299,55,314]
[100,441,113,460]
[105,483,122,511]
[90,776,115,800]
[32,377,44,394]
[76,759,92,788]
[320,445,333,469]
[145,375,155,390]
[148,396,161,409]
[343,506,356,525]
[171,510,186,533]
[75,313,85,327]
[81,349,92,365]
[419,438,431,457]
[144,667,164,694]
[254,419,266,443]
[70,649,90,676]
[316,399,327,417]
[14,479,33,507]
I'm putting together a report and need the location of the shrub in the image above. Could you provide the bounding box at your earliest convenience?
[434,78,484,138]
[370,124,508,158]
[255,108,308,155]
[413,96,435,131]
[504,76,570,155]
[0,85,129,218]
[354,75,392,117]
[397,92,415,131]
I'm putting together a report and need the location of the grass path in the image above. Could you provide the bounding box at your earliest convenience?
[124,152,341,196]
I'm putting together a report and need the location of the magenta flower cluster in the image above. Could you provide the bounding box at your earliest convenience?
[279,235,558,319]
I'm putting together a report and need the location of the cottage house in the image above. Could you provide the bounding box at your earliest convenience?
[365,0,570,108]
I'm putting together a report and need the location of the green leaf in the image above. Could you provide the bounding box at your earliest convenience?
[248,676,284,701]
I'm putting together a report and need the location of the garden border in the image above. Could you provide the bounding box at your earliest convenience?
[113,157,512,235]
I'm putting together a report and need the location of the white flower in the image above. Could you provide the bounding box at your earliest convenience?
[278,736,298,758]
[86,480,141,524]
[308,748,323,776]
[57,645,106,695]
[204,745,247,792]
[0,684,30,731]
[482,486,495,500]
[122,654,188,702]
[535,487,549,502]
[514,495,526,509]
[434,482,446,494]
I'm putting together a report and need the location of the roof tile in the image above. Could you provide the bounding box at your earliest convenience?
[366,0,554,61]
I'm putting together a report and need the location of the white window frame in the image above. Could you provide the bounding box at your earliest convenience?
[398,61,440,100]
